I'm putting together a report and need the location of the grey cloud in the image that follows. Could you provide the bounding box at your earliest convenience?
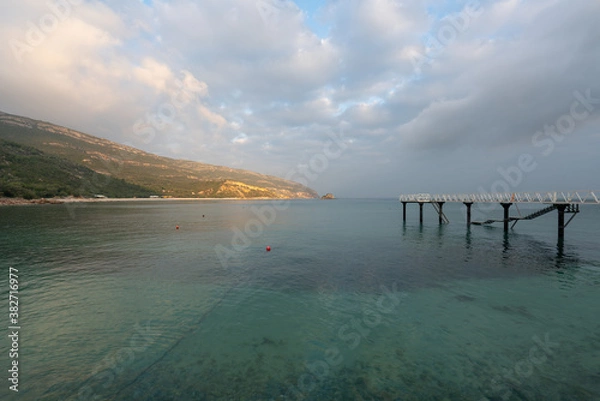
[1,0,598,197]
[387,0,600,152]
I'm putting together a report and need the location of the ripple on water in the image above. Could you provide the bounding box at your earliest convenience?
[1,201,600,400]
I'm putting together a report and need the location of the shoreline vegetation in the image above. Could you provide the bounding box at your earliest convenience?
[0,196,311,206]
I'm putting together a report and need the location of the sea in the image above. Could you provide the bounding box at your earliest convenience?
[1,199,599,401]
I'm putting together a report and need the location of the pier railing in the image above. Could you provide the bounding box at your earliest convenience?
[399,190,600,204]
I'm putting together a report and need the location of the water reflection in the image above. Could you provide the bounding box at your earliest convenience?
[2,200,599,400]
[556,238,565,262]
[398,217,596,287]
[463,228,473,262]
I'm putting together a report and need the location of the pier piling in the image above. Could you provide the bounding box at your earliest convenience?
[556,204,567,238]
[464,202,473,226]
[500,203,512,232]
[437,202,445,225]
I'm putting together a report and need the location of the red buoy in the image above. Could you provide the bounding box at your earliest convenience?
[266,246,271,252]
[176,226,180,230]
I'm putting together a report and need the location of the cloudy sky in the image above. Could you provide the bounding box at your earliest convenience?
[1,0,599,197]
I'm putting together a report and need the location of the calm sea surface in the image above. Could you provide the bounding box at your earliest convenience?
[1,199,599,400]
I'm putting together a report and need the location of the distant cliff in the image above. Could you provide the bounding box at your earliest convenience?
[0,111,319,199]
[321,193,335,199]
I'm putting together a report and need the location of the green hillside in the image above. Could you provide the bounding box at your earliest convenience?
[0,139,154,199]
[0,111,318,199]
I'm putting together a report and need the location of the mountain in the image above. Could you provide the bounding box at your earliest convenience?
[0,111,318,199]
[0,139,154,199]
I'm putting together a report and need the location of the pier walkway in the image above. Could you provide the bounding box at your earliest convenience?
[399,190,599,238]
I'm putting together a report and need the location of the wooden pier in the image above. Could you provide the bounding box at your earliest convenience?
[399,191,599,239]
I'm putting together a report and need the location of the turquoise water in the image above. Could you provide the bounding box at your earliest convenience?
[1,199,599,400]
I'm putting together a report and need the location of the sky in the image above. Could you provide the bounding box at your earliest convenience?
[1,0,599,198]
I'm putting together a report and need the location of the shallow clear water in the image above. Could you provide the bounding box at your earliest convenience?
[1,199,599,400]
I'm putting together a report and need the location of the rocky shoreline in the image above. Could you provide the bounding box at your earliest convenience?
[0,196,310,206]
[0,197,66,206]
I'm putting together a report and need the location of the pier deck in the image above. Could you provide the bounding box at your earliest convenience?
[399,190,599,239]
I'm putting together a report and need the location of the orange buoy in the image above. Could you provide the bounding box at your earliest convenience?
[176,225,180,230]
[266,246,271,252]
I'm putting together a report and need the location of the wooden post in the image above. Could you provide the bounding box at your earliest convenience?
[402,202,407,222]
[437,202,445,225]
[419,202,424,224]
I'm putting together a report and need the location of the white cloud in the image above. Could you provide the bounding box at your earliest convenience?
[231,133,249,145]
[0,0,598,197]
[133,58,175,93]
